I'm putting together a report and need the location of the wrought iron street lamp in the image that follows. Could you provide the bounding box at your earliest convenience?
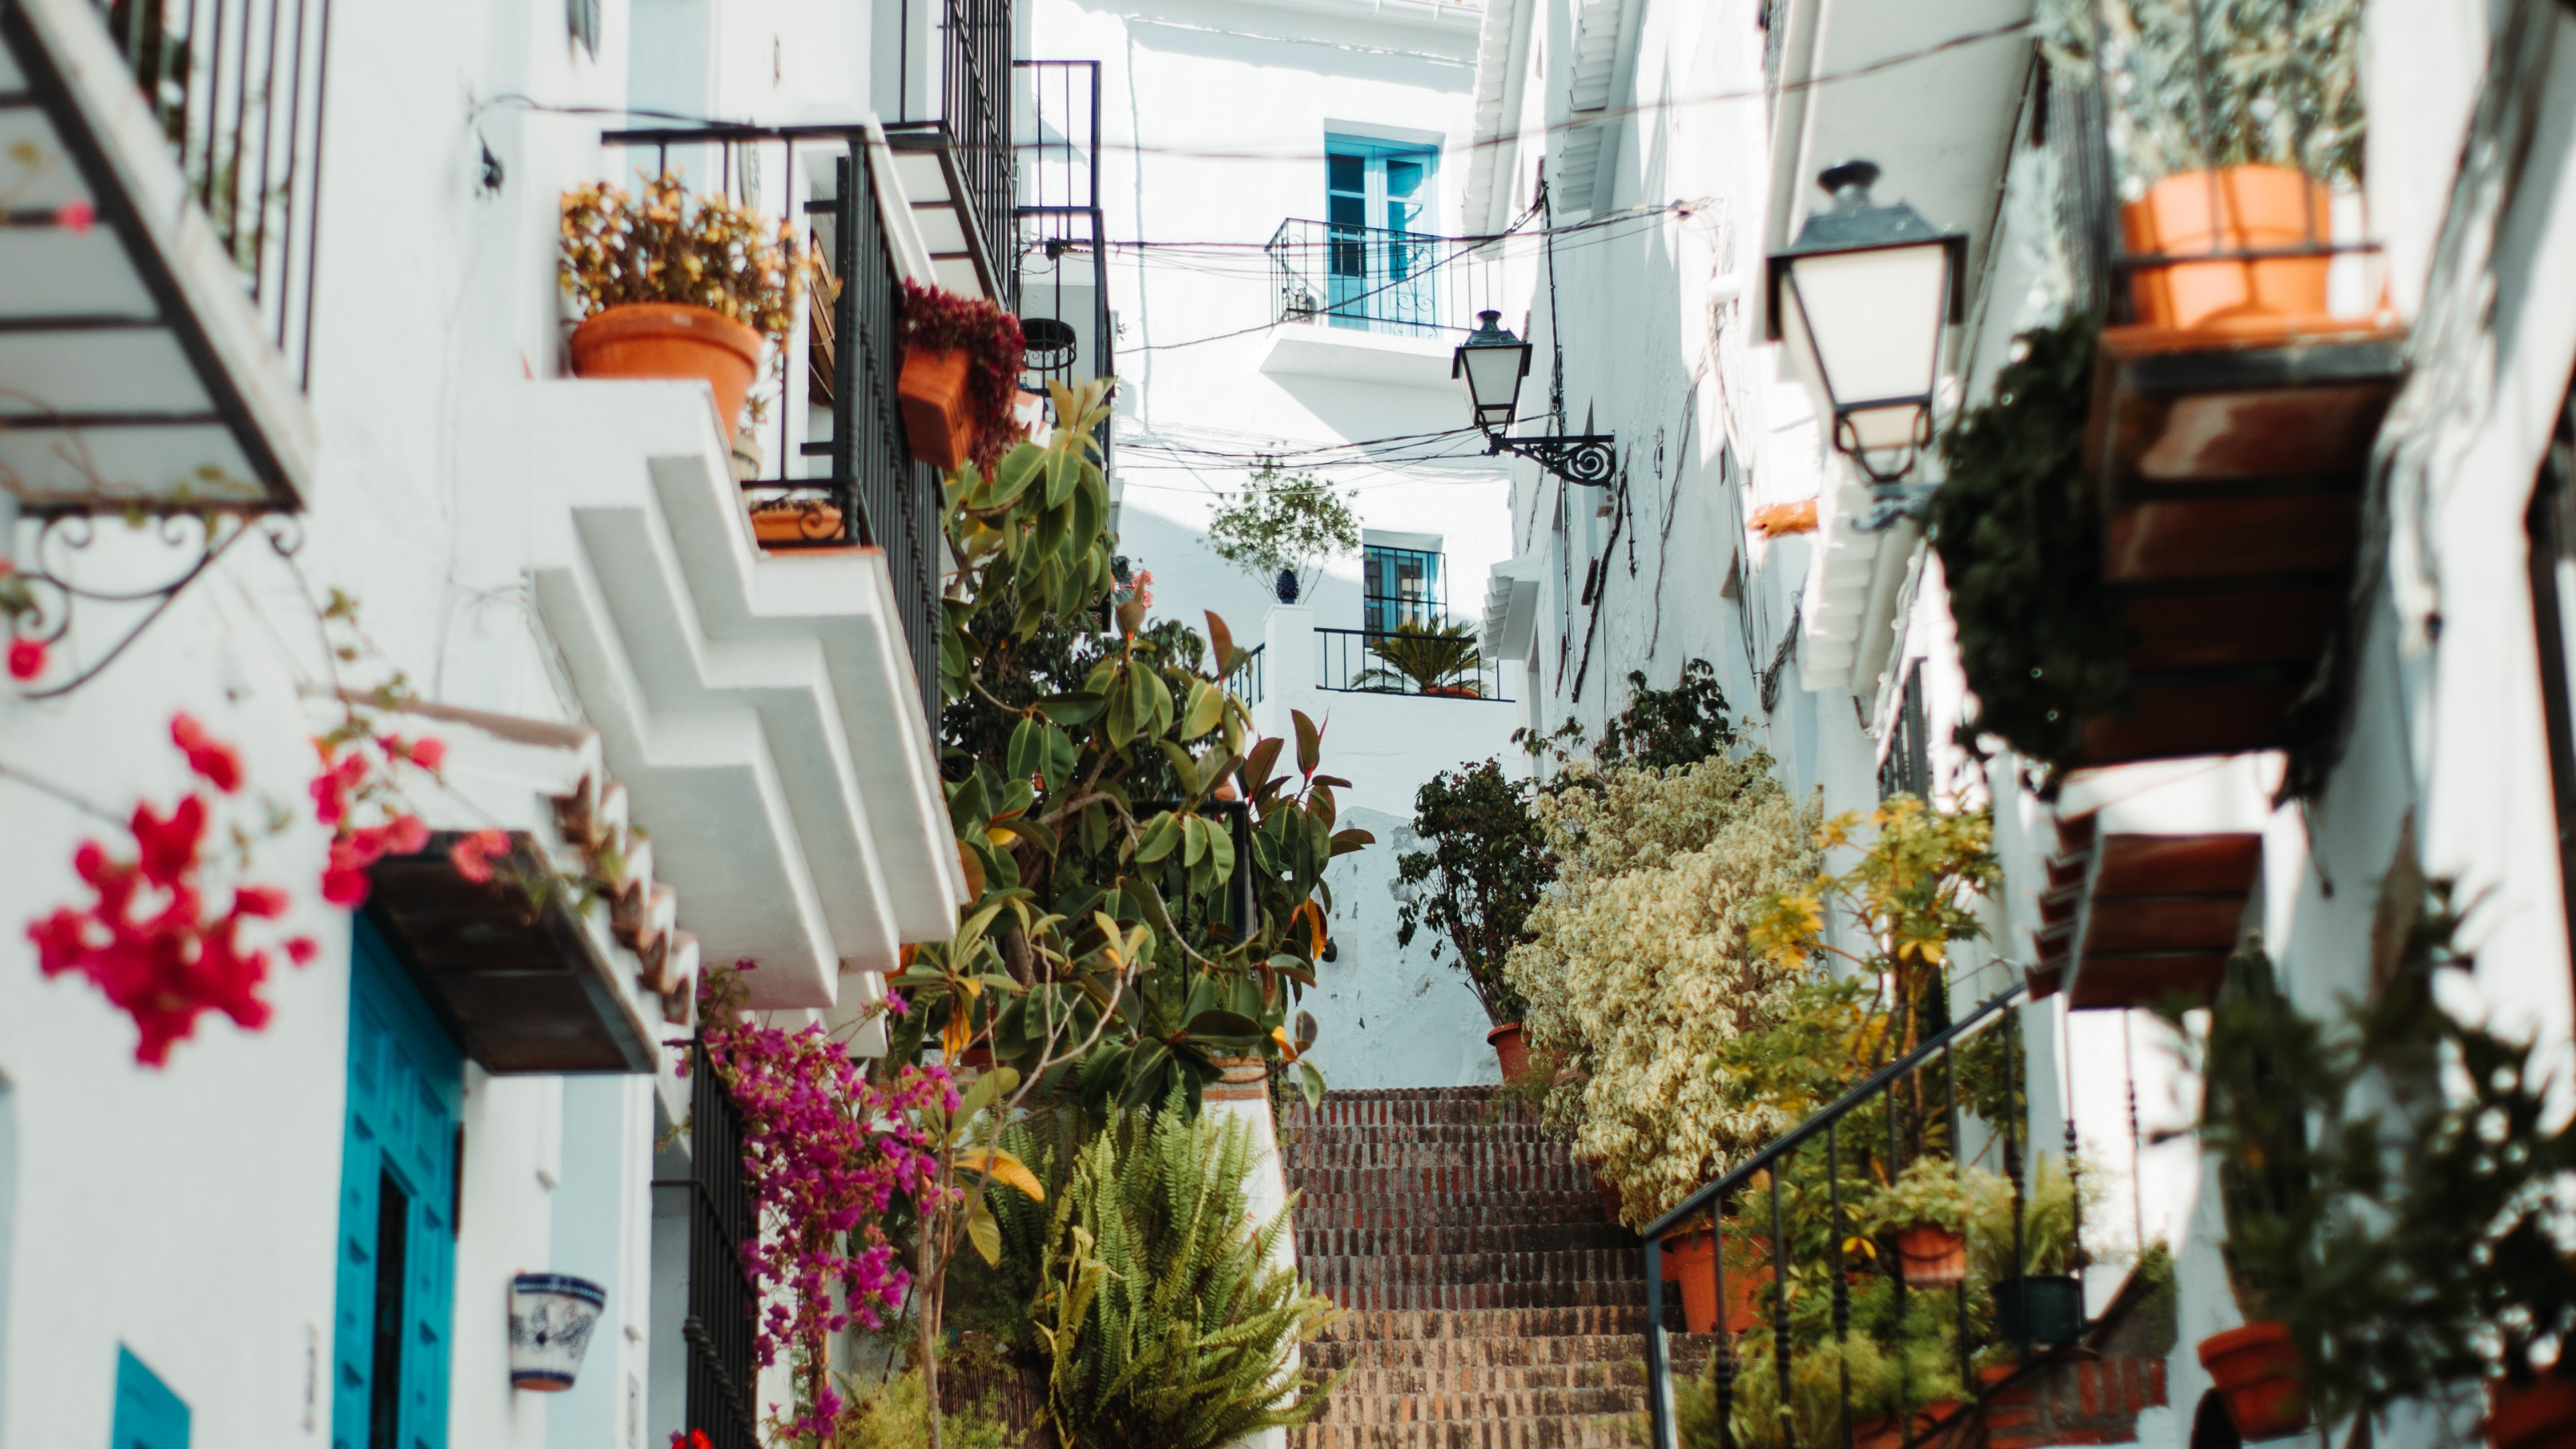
[1452,311,1617,488]
[1766,160,1967,484]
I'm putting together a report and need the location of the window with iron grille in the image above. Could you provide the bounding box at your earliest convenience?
[1363,544,1444,633]
[1878,659,1931,801]
[676,1040,758,1449]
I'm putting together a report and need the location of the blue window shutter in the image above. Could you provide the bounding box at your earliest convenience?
[331,918,462,1449]
[112,1346,189,1449]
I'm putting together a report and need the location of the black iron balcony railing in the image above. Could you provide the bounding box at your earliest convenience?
[1224,641,1265,706]
[1015,58,1112,474]
[1641,982,2052,1449]
[1316,626,1509,702]
[91,0,332,385]
[943,0,1014,310]
[598,126,942,732]
[661,1038,758,1449]
[1267,217,1494,340]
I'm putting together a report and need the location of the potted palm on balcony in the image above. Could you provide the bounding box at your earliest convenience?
[1357,621,1484,696]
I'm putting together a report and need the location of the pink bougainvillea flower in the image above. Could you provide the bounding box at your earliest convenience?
[170,713,246,793]
[6,637,46,681]
[399,735,447,772]
[284,936,319,965]
[448,828,510,883]
[52,200,94,231]
[384,813,431,856]
[319,863,372,908]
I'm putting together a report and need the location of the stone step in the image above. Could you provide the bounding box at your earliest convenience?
[1299,1223,1638,1257]
[1285,1414,1647,1449]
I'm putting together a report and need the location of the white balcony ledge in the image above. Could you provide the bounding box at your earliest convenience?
[1260,324,1460,390]
[1800,475,1921,695]
[461,381,962,1011]
[0,0,314,511]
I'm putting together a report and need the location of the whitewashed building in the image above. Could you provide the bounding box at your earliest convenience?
[1022,0,1534,1089]
[0,0,1071,1439]
[1464,0,2576,1444]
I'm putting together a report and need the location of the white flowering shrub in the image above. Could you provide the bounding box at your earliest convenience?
[1503,749,1819,1228]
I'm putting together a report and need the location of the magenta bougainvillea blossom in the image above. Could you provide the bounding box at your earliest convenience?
[691,968,953,1440]
[26,713,315,1065]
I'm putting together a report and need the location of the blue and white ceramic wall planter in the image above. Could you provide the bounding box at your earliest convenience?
[508,1273,606,1391]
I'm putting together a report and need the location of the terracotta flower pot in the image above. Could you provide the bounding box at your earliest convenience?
[1419,684,1485,698]
[749,501,845,545]
[898,343,976,470]
[1660,1230,1771,1335]
[2199,1321,2311,1440]
[1487,1021,1528,1080]
[2489,1375,2576,1449]
[568,303,763,430]
[1894,1222,1970,1289]
[2121,165,2336,333]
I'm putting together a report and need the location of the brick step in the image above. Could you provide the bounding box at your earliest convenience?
[1282,1152,1595,1181]
[1303,1244,1646,1281]
[1293,1199,1613,1230]
[1285,1414,1646,1449]
[1299,1224,1638,1257]
[1315,1361,1650,1396]
[1311,1306,1651,1343]
[1310,1385,1646,1423]
[1307,1332,1678,1371]
[1282,1121,1567,1149]
[1299,1277,1644,1314]
[1287,1166,1601,1197]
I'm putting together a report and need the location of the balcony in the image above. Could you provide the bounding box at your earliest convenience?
[0,0,321,512]
[1014,59,1113,466]
[1265,217,1487,341]
[598,125,955,731]
[1316,625,1510,702]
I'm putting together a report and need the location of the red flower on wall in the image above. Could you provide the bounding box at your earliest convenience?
[25,714,315,1065]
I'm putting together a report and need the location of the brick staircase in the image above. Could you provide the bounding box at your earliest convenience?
[1281,1086,1672,1448]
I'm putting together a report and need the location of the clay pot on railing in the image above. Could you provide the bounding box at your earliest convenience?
[1486,1022,1528,1080]
[1893,1223,1970,1289]
[2488,1373,2576,1449]
[898,344,975,470]
[2120,165,2336,333]
[2198,1321,2311,1440]
[568,303,763,431]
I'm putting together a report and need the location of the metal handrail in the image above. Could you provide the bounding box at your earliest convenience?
[1642,980,2036,1449]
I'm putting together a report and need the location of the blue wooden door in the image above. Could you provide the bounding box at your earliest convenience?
[332,919,462,1449]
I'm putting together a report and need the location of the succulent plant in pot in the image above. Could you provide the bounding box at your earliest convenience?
[559,173,810,431]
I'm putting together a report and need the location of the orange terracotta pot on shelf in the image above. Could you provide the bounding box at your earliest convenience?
[1486,1022,1528,1080]
[2121,165,2336,333]
[568,303,763,430]
[2489,1375,2576,1449]
[898,344,976,470]
[2198,1321,2311,1440]
[749,502,845,546]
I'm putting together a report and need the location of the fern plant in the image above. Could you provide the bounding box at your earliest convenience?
[1356,621,1483,694]
[996,1104,1340,1449]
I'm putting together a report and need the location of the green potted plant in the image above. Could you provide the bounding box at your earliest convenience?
[1205,458,1361,604]
[1357,620,1484,696]
[1968,1154,2087,1351]
[2037,0,2363,333]
[558,173,809,432]
[898,279,1025,471]
[1926,315,2127,773]
[1868,1159,1974,1289]
[2184,889,2576,1448]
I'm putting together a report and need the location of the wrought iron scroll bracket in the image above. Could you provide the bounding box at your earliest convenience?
[1852,482,1941,533]
[1483,429,1618,488]
[4,511,304,700]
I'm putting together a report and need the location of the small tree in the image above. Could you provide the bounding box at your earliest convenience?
[1393,758,1545,1026]
[1204,458,1360,602]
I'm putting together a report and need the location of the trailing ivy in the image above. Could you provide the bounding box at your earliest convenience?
[1927,317,2127,772]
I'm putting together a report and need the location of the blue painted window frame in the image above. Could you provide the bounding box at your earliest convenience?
[332,918,462,1449]
[113,1345,189,1449]
[1323,132,1438,332]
